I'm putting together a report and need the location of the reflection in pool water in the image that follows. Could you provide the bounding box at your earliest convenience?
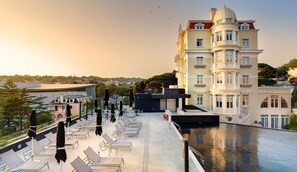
[188,123,297,172]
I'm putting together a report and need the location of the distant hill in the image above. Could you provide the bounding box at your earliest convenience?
[0,75,143,85]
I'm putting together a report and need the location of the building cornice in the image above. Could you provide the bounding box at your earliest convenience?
[185,49,211,53]
[240,49,263,54]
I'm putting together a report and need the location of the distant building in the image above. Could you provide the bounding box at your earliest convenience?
[0,82,97,119]
[175,6,292,128]
[49,95,92,120]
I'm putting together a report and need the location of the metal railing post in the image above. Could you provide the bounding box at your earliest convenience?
[184,139,189,172]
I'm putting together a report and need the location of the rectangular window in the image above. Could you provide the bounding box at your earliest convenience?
[216,96,222,108]
[197,39,203,46]
[242,57,249,65]
[227,95,233,108]
[226,31,232,40]
[197,75,203,84]
[226,74,233,84]
[281,115,289,129]
[196,57,203,65]
[62,106,65,112]
[216,32,222,41]
[242,75,249,85]
[55,106,58,111]
[216,75,223,84]
[271,95,278,108]
[271,115,279,129]
[261,115,268,128]
[226,51,233,63]
[242,39,249,47]
[197,95,203,106]
[242,95,249,106]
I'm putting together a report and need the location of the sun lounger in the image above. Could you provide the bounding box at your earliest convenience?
[118,121,139,132]
[65,126,90,139]
[26,139,56,159]
[122,118,142,128]
[101,133,132,155]
[70,156,118,172]
[115,124,138,139]
[0,149,49,171]
[83,146,124,172]
[45,132,79,149]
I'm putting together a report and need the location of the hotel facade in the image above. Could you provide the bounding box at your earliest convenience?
[175,6,292,129]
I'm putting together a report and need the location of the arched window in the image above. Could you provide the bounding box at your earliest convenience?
[281,97,288,108]
[240,23,250,30]
[261,97,268,108]
[195,23,204,30]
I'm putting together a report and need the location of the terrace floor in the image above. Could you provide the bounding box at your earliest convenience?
[11,112,199,172]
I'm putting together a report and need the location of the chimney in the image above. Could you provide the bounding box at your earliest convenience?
[210,8,217,21]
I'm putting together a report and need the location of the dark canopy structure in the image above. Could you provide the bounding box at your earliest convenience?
[95,108,103,136]
[27,110,37,139]
[129,87,134,108]
[104,89,110,109]
[119,101,123,117]
[65,104,71,127]
[110,104,116,123]
[55,121,67,164]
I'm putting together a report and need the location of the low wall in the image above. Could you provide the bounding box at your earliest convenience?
[171,115,219,127]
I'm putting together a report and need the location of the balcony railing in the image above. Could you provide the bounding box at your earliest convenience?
[195,84,206,87]
[212,63,240,69]
[240,84,252,87]
[194,65,206,68]
[212,40,240,47]
[240,65,252,68]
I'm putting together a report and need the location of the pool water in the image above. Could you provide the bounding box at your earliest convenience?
[188,123,297,172]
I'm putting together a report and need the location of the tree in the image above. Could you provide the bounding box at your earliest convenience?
[258,66,276,79]
[284,114,297,130]
[292,86,297,108]
[96,82,106,98]
[0,80,49,130]
[134,71,177,93]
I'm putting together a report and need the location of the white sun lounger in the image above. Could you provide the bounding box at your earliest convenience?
[44,132,79,149]
[101,133,132,155]
[0,149,49,171]
[26,139,56,159]
[115,124,138,139]
[70,156,118,172]
[118,121,139,132]
[83,146,124,172]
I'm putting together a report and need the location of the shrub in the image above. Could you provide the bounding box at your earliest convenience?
[37,113,53,125]
[0,127,16,137]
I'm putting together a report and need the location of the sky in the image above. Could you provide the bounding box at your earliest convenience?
[0,0,297,79]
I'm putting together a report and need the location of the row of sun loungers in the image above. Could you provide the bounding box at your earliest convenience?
[0,149,49,171]
[0,112,144,172]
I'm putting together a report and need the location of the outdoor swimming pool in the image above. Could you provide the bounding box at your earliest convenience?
[188,123,297,172]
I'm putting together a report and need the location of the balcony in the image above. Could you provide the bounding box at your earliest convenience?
[194,65,206,68]
[212,63,240,69]
[240,84,252,88]
[212,40,240,48]
[195,84,206,87]
[240,65,252,68]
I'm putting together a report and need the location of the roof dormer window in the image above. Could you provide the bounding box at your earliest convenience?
[240,23,250,30]
[195,23,204,30]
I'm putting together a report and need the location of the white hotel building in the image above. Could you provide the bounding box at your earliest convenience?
[175,6,292,129]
